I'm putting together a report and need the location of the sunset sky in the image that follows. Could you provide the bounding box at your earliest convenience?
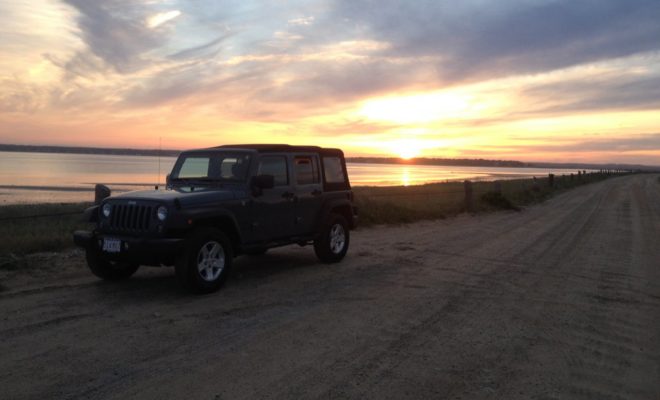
[1,0,659,164]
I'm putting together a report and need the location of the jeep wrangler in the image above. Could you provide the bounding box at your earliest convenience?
[73,145,358,293]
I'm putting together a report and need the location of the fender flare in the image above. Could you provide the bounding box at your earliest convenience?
[317,199,355,230]
[182,208,244,244]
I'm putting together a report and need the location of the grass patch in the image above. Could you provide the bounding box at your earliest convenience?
[0,202,91,262]
[355,172,627,226]
[353,182,464,225]
[480,191,520,211]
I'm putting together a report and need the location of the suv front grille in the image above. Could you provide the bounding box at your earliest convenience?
[109,204,154,232]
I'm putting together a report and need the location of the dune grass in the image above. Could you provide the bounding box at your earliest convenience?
[354,171,623,226]
[0,172,626,261]
[0,203,92,265]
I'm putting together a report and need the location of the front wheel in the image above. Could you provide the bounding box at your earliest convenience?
[314,213,350,263]
[176,228,233,294]
[85,247,139,280]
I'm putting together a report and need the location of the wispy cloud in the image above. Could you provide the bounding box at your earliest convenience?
[288,16,314,26]
[61,0,164,73]
[147,10,181,28]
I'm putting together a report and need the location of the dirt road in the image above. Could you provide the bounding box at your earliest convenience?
[1,174,659,399]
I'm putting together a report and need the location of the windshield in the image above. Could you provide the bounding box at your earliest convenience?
[170,152,251,183]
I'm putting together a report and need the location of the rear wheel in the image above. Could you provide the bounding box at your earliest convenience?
[314,213,350,263]
[176,228,233,294]
[85,247,139,280]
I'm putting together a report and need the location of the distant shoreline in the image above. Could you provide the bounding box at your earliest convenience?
[0,143,180,158]
[0,143,657,171]
[0,143,526,168]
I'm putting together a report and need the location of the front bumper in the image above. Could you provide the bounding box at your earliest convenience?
[73,230,185,266]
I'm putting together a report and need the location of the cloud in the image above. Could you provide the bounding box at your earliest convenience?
[551,134,660,153]
[147,10,181,29]
[168,34,231,60]
[120,63,214,107]
[41,0,660,118]
[331,0,660,82]
[62,0,164,73]
[459,133,660,165]
[522,75,660,115]
[288,16,314,26]
[482,133,660,153]
[256,59,426,105]
[0,79,48,113]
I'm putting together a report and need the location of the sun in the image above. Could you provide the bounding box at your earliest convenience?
[399,146,420,160]
[388,139,423,160]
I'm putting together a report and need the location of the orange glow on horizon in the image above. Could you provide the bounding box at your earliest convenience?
[358,90,476,124]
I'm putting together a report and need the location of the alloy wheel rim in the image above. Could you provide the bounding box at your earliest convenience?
[329,224,346,254]
[197,241,225,282]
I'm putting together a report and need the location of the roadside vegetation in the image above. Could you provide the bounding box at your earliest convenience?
[0,203,91,266]
[0,172,632,264]
[354,171,629,225]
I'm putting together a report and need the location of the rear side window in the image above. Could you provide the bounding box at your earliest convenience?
[322,157,345,184]
[294,156,320,185]
[257,156,288,186]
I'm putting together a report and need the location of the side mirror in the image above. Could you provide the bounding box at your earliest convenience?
[94,184,111,205]
[252,174,275,190]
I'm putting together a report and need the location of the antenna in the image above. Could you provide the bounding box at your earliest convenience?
[157,136,162,190]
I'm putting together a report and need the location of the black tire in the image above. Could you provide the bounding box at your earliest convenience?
[314,213,350,263]
[85,247,139,281]
[176,228,233,294]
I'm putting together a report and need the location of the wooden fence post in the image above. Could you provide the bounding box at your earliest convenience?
[464,180,473,212]
[94,184,111,205]
[548,173,554,188]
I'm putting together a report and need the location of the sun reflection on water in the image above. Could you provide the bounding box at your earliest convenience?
[401,167,411,186]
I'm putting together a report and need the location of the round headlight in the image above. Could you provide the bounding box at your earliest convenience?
[102,203,112,218]
[157,206,168,221]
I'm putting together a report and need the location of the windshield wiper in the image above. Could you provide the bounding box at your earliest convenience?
[172,177,214,183]
[170,177,228,189]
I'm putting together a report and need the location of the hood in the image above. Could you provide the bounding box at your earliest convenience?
[111,186,246,206]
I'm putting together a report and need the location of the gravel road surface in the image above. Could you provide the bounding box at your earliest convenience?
[1,174,659,399]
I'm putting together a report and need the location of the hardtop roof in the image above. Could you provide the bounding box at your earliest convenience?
[188,144,344,155]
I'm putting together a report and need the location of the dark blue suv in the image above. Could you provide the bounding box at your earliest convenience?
[74,145,358,293]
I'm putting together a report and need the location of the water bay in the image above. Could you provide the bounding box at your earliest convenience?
[0,151,582,204]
